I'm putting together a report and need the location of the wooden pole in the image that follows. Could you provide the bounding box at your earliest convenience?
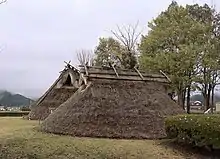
[134,67,144,80]
[160,70,171,82]
[111,64,119,78]
[84,64,89,76]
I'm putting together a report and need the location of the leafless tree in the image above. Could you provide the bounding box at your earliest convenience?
[110,21,143,69]
[76,49,94,66]
[111,21,142,53]
[0,0,7,5]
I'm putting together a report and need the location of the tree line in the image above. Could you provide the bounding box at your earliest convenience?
[77,1,220,113]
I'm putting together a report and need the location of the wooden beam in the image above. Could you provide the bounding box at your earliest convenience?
[80,69,165,78]
[84,64,89,76]
[134,67,144,80]
[86,74,169,83]
[78,65,154,74]
[159,70,171,82]
[111,64,119,78]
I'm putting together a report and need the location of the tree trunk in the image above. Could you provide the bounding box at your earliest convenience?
[186,86,191,114]
[177,82,187,110]
[203,83,208,111]
[211,86,215,113]
[186,72,192,114]
[182,88,186,109]
[203,68,208,111]
[207,84,212,110]
[177,90,184,109]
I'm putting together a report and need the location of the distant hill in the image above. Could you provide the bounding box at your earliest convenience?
[0,91,34,107]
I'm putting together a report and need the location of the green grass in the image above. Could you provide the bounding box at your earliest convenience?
[0,117,197,159]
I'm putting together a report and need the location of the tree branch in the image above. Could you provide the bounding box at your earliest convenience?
[0,0,7,4]
[111,21,142,52]
[76,50,93,66]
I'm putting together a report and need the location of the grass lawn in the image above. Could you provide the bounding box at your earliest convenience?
[0,117,199,159]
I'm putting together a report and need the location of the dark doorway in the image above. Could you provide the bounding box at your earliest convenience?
[63,74,72,86]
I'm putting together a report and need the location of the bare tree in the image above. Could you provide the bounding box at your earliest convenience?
[111,21,142,53]
[76,49,94,66]
[110,21,143,69]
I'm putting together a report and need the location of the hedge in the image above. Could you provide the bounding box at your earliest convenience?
[0,111,30,117]
[165,115,220,150]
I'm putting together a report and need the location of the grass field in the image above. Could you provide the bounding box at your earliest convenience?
[0,117,200,159]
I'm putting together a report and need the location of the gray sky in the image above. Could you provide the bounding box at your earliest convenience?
[0,0,217,98]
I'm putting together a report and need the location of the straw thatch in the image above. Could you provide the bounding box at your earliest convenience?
[41,66,183,139]
[28,67,80,120]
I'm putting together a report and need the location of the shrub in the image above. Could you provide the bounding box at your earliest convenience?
[0,111,30,117]
[165,114,220,149]
[20,106,31,111]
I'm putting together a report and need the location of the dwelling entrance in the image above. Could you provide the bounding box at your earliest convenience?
[63,74,73,86]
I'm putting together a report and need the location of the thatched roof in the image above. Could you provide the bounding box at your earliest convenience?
[79,65,171,83]
[41,65,183,139]
[28,66,80,120]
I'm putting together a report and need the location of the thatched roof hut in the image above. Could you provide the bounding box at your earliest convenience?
[41,66,183,139]
[28,65,80,120]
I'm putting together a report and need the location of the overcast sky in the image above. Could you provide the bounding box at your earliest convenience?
[0,0,218,98]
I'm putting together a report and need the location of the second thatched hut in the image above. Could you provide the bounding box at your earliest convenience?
[28,65,80,120]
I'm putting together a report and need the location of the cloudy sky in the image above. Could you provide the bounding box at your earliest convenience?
[0,0,218,98]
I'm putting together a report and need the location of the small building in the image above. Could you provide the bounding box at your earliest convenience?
[216,102,220,112]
